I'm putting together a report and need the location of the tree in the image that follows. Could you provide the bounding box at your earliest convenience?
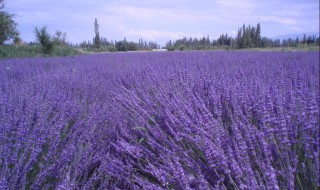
[236,29,243,49]
[13,35,22,45]
[302,34,307,45]
[35,26,54,54]
[53,30,67,46]
[255,23,261,47]
[115,40,128,51]
[0,0,19,45]
[165,40,175,51]
[128,42,137,51]
[295,36,299,46]
[94,18,101,49]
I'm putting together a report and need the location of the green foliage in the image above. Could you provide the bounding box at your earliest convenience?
[165,37,213,51]
[178,45,185,51]
[115,40,127,51]
[13,36,22,45]
[235,23,261,49]
[94,18,101,49]
[114,40,140,51]
[164,23,319,51]
[0,7,19,45]
[0,45,42,58]
[108,46,117,52]
[53,30,67,46]
[51,46,81,57]
[35,26,55,54]
[0,44,81,59]
[167,46,175,51]
[127,42,137,51]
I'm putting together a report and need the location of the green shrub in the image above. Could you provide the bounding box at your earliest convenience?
[178,45,185,51]
[0,45,81,59]
[167,46,175,51]
[35,27,55,54]
[51,46,80,57]
[108,46,117,52]
[0,45,42,59]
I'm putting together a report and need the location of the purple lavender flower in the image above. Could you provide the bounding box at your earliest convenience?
[0,51,318,189]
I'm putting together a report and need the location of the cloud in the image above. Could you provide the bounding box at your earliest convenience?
[289,27,305,32]
[124,29,203,41]
[5,0,319,43]
[215,0,257,9]
[102,5,207,24]
[260,16,298,25]
[228,30,237,37]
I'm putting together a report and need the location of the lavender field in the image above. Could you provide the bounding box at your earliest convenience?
[0,51,319,189]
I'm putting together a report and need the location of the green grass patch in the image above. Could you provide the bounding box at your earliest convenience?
[0,45,82,59]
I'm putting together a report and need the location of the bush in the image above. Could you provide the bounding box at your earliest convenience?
[108,46,117,52]
[51,46,80,57]
[35,27,55,54]
[0,44,81,59]
[0,44,42,58]
[178,45,185,51]
[166,46,175,51]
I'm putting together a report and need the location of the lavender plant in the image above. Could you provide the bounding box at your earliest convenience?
[0,51,319,189]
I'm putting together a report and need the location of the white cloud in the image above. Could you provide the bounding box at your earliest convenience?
[289,27,305,32]
[5,0,319,43]
[260,16,298,25]
[102,5,207,23]
[215,0,257,9]
[124,29,203,41]
[228,30,237,37]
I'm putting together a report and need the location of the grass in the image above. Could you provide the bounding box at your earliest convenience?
[242,46,320,51]
[1,44,319,59]
[0,44,120,59]
[0,45,82,59]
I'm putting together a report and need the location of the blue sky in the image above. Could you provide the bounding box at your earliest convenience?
[5,0,319,46]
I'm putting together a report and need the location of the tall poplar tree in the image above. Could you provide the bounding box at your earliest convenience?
[255,23,261,47]
[94,18,101,49]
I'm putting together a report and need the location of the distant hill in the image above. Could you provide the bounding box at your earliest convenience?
[272,32,319,40]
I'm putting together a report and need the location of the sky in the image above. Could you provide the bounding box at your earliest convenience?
[4,0,320,46]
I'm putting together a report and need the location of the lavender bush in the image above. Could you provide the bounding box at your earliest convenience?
[0,51,319,189]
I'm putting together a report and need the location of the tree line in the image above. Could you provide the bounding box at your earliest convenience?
[165,23,320,50]
[79,18,160,52]
[30,18,162,53]
[79,37,160,52]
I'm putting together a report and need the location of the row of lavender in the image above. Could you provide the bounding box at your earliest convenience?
[0,51,319,189]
